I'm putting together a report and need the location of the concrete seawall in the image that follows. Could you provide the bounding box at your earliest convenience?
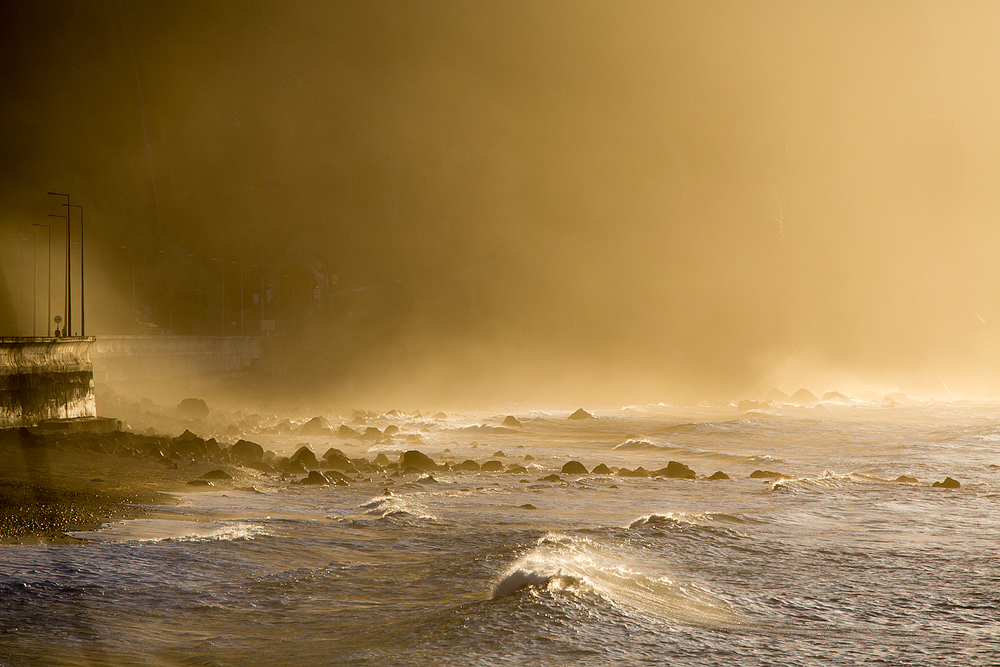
[0,337,97,428]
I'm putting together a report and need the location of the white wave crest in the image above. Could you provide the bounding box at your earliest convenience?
[360,495,438,522]
[492,532,735,627]
[69,519,270,543]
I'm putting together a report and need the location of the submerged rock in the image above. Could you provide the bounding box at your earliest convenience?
[750,470,786,479]
[568,408,595,420]
[201,469,233,481]
[932,477,961,488]
[591,463,612,475]
[481,460,504,472]
[540,474,562,482]
[653,461,696,479]
[400,450,437,471]
[177,398,209,420]
[707,471,731,480]
[893,475,919,484]
[453,460,481,471]
[502,415,523,428]
[493,450,506,458]
[505,464,527,474]
[186,479,213,487]
[560,461,588,475]
[618,467,650,478]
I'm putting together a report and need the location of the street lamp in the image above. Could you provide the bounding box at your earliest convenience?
[211,257,224,335]
[47,192,70,336]
[252,264,264,334]
[18,230,36,336]
[188,253,202,334]
[32,223,51,336]
[68,204,84,336]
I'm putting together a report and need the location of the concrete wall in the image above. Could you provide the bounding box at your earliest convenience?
[0,337,97,428]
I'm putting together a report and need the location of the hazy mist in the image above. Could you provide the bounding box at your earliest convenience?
[3,0,1000,406]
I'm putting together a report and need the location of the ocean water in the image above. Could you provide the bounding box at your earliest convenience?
[2,400,1000,666]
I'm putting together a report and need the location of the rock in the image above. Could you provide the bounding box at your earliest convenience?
[201,469,233,480]
[523,454,535,461]
[766,388,789,402]
[374,453,391,465]
[653,461,696,479]
[323,451,355,471]
[790,388,818,404]
[561,461,588,475]
[288,459,308,475]
[750,470,786,479]
[176,429,202,442]
[361,427,383,440]
[177,398,209,420]
[493,450,506,458]
[383,425,400,436]
[323,446,347,460]
[290,445,319,469]
[540,474,562,482]
[568,408,595,420]
[618,467,650,478]
[433,412,448,420]
[231,439,264,464]
[453,460,481,472]
[519,503,537,510]
[893,475,919,483]
[300,471,329,485]
[186,479,214,487]
[338,425,360,439]
[505,464,527,474]
[502,415,523,428]
[707,471,730,480]
[481,460,504,472]
[591,463,611,475]
[933,477,961,488]
[822,391,850,402]
[417,475,438,484]
[399,450,437,471]
[300,417,332,435]
[325,470,351,485]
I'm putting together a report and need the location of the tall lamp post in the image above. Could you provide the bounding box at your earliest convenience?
[68,204,84,336]
[211,257,224,335]
[47,192,70,336]
[18,230,37,336]
[252,264,264,334]
[188,253,201,334]
[32,223,51,336]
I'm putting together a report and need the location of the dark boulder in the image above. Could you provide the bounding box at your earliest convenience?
[502,415,523,428]
[300,417,332,435]
[750,470,786,479]
[505,464,527,474]
[893,475,919,484]
[618,467,650,478]
[493,450,506,458]
[177,398,209,420]
[361,427,383,440]
[201,469,233,481]
[417,475,438,484]
[290,446,319,469]
[568,408,595,420]
[323,446,347,460]
[300,471,329,485]
[400,450,437,471]
[186,479,213,487]
[481,460,504,472]
[325,470,351,485]
[454,460,481,471]
[933,477,961,488]
[540,474,562,482]
[707,471,730,480]
[231,439,264,464]
[653,461,696,479]
[383,424,400,436]
[591,463,612,475]
[561,461,588,475]
[374,453,391,465]
[288,459,308,475]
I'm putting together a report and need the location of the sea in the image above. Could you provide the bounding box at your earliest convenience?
[2,398,999,666]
